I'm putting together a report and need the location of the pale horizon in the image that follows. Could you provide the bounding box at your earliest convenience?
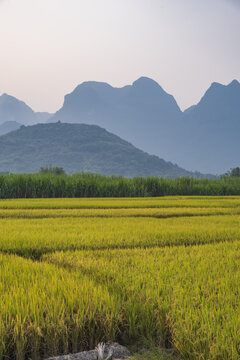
[0,0,240,113]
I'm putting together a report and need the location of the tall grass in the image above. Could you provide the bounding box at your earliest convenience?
[0,173,240,198]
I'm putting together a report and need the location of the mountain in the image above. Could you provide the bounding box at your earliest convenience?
[0,122,199,177]
[172,80,240,174]
[0,93,52,126]
[0,121,21,136]
[2,78,239,174]
[0,94,35,125]
[49,77,240,174]
[49,77,182,161]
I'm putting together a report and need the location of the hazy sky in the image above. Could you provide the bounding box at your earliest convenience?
[0,0,239,112]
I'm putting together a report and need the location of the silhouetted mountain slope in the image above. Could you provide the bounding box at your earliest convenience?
[172,80,240,174]
[52,77,181,123]
[0,94,35,125]
[0,93,52,126]
[184,80,240,123]
[50,77,182,160]
[0,122,198,177]
[0,121,21,136]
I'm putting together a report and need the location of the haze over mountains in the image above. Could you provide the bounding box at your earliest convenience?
[0,93,52,127]
[174,80,240,174]
[50,78,182,168]
[0,77,239,175]
[51,77,181,136]
[0,121,21,136]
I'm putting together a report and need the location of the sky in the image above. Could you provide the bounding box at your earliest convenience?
[0,0,239,113]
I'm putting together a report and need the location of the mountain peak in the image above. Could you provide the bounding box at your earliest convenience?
[130,77,175,102]
[0,93,18,103]
[228,79,240,88]
[76,81,113,90]
[198,79,240,106]
[210,81,222,87]
[0,93,52,126]
[208,79,240,92]
[133,77,163,89]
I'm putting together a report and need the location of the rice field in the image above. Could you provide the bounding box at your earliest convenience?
[0,196,240,360]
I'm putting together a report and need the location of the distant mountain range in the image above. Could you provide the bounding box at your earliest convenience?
[0,122,201,177]
[0,93,52,125]
[0,77,239,174]
[49,77,240,174]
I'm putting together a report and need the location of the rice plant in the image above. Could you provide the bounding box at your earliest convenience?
[0,196,240,359]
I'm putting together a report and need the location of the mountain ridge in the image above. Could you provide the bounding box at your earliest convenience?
[0,121,22,136]
[0,93,52,125]
[172,79,240,173]
[1,77,239,174]
[0,122,208,178]
[49,77,240,174]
